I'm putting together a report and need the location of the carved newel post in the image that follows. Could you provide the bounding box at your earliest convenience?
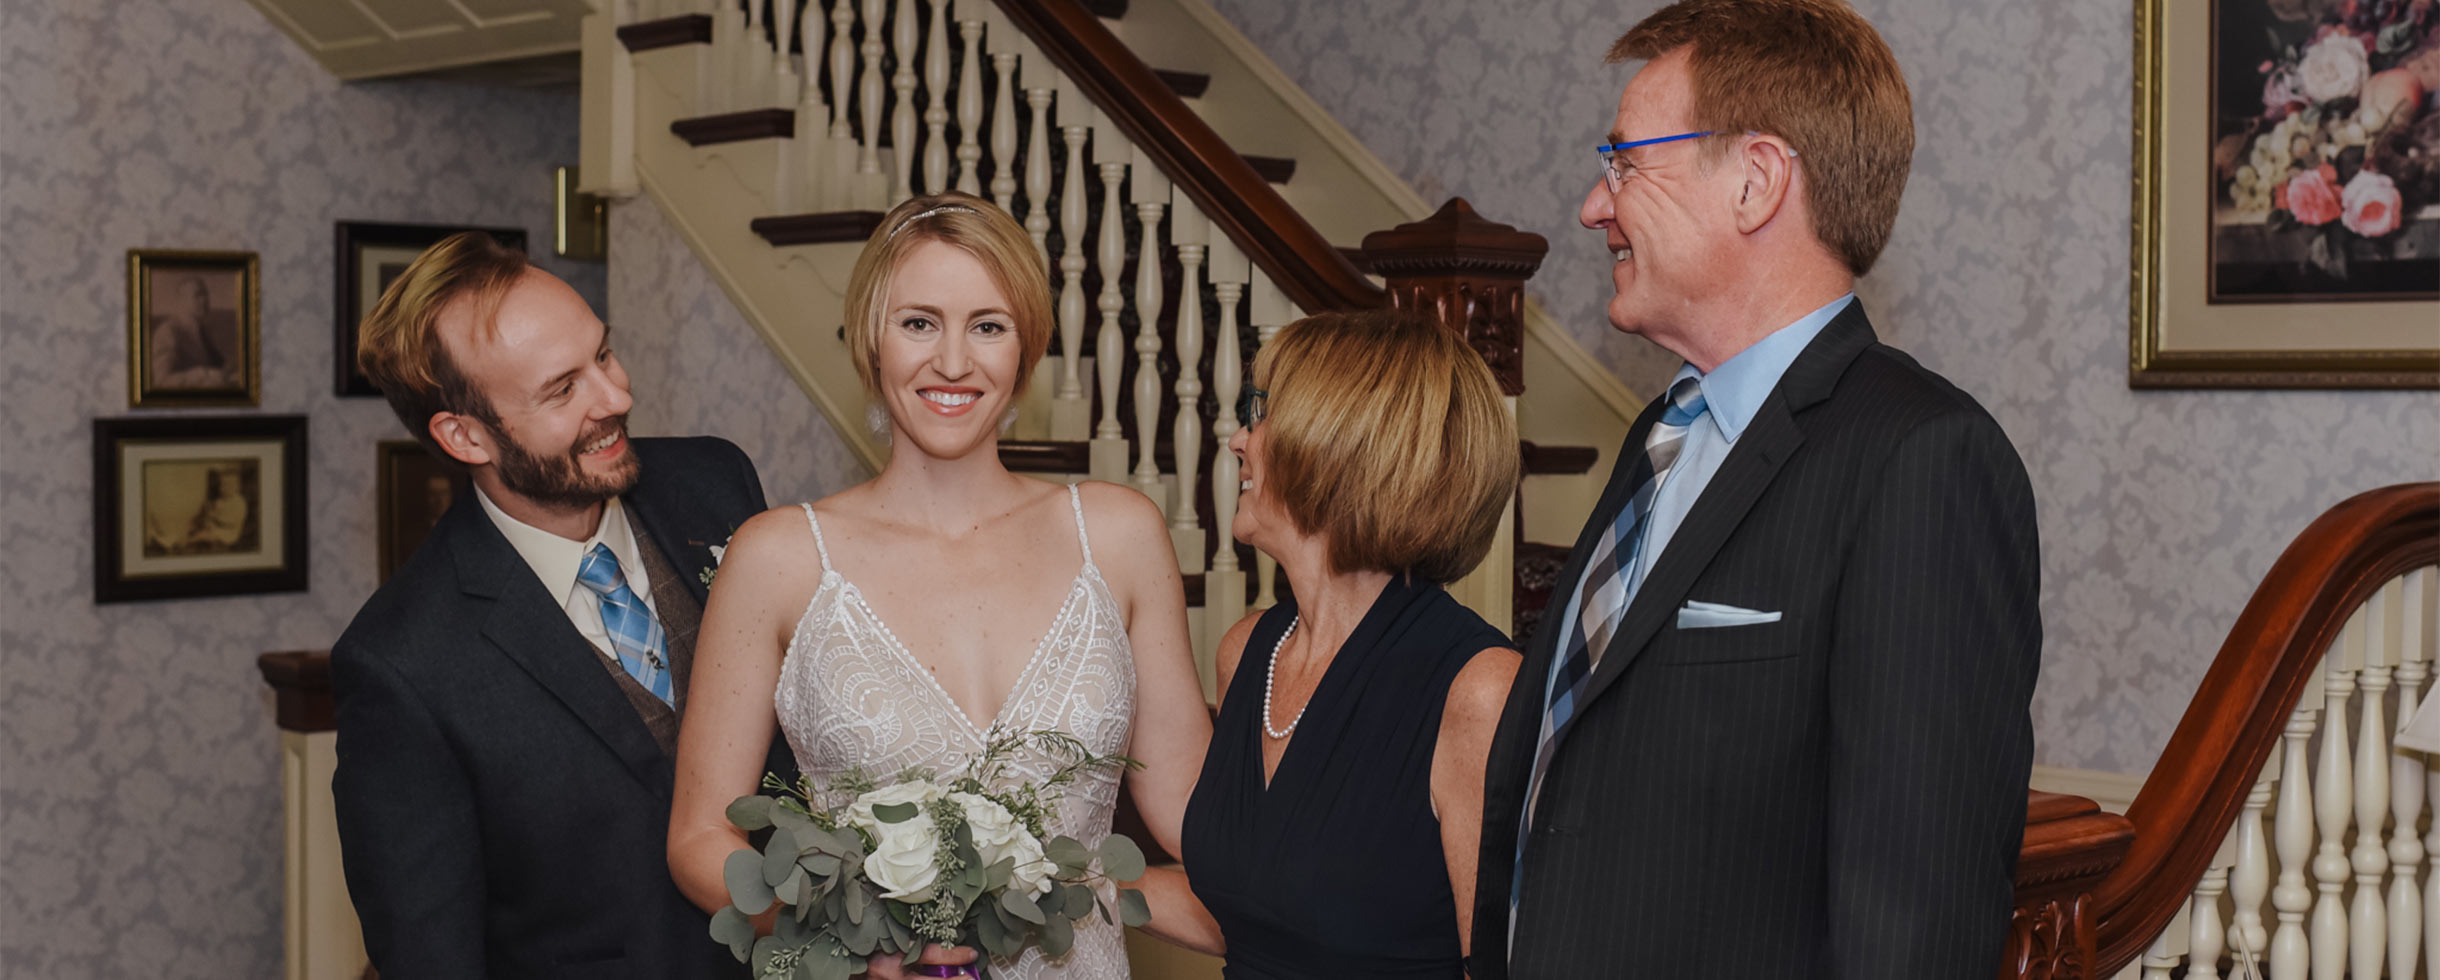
[1358,198,1547,626]
[1357,197,1549,398]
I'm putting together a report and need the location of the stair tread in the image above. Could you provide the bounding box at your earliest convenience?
[1520,441,1599,476]
[618,14,711,52]
[1243,154,1295,185]
[751,211,888,246]
[671,108,794,146]
[1155,69,1209,99]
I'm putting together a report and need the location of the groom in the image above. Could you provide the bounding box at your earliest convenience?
[332,232,791,978]
[1473,1,2041,977]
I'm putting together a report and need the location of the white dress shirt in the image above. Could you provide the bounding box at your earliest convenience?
[475,487,659,659]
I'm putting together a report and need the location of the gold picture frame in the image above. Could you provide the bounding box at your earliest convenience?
[2130,0,2439,388]
[127,249,262,407]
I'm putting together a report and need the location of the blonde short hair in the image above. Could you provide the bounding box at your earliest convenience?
[1255,310,1519,583]
[355,231,528,462]
[843,193,1054,400]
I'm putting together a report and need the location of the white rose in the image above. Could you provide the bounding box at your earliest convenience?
[863,818,943,900]
[949,793,1055,898]
[2297,33,2370,103]
[1000,833,1053,899]
[849,780,943,832]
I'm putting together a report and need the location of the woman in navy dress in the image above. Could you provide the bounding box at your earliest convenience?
[1182,309,1523,978]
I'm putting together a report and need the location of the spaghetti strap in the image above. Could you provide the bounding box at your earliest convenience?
[799,503,834,573]
[1066,484,1095,568]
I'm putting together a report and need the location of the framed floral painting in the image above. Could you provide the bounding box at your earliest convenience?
[2133,0,2440,387]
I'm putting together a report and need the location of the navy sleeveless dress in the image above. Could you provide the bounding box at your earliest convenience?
[1181,576,1511,978]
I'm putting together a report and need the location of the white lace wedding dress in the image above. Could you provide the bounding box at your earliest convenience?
[776,484,1135,979]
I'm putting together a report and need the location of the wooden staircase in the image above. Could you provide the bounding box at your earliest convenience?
[583,0,1631,669]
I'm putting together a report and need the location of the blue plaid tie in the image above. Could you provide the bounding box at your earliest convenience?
[574,543,673,705]
[1512,378,1708,926]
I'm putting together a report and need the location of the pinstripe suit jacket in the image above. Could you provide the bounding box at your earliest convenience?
[1470,305,2041,979]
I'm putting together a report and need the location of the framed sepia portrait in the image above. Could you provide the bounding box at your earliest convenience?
[127,249,261,407]
[335,221,528,396]
[2132,0,2440,388]
[93,415,309,603]
[377,440,465,582]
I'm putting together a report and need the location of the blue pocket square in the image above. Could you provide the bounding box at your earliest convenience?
[1676,600,1783,630]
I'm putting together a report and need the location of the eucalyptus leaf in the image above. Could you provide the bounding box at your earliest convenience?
[725,849,776,914]
[1044,836,1093,877]
[873,801,920,824]
[752,935,782,975]
[984,857,1015,892]
[1001,886,1048,925]
[993,896,1030,940]
[808,946,854,980]
[1058,883,1094,920]
[974,903,1015,957]
[770,805,816,841]
[776,909,812,946]
[763,827,801,887]
[1098,834,1147,882]
[841,910,881,957]
[726,794,776,832]
[1040,912,1075,958]
[950,871,984,906]
[710,905,756,962]
[1118,888,1150,928]
[800,852,842,877]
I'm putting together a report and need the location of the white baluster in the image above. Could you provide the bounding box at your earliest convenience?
[2273,680,2320,980]
[2394,570,2432,980]
[2232,753,2275,978]
[1205,233,1250,662]
[795,0,827,209]
[2311,623,2356,980]
[2192,834,2233,980]
[954,10,983,196]
[1049,74,1092,444]
[771,0,799,109]
[888,0,917,203]
[919,0,948,194]
[2353,591,2393,979]
[985,27,1017,210]
[740,0,771,112]
[2428,759,2440,978]
[1128,152,1170,506]
[824,0,858,210]
[2144,916,2186,980]
[1089,109,1131,484]
[1246,270,1296,610]
[857,0,887,208]
[1168,192,1208,571]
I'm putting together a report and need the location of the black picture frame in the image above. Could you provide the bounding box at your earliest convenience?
[334,221,528,396]
[376,440,466,583]
[94,415,310,603]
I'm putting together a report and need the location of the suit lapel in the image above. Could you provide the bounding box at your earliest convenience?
[1574,305,1879,713]
[622,451,717,611]
[443,500,675,800]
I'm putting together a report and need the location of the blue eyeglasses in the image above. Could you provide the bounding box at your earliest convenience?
[1594,131,1714,191]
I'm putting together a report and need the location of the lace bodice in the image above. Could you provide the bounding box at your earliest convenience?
[776,484,1135,979]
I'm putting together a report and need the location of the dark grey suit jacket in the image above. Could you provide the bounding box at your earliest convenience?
[332,436,794,979]
[1471,305,2041,979]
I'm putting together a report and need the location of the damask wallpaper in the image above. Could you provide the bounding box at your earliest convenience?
[1205,0,2439,774]
[0,0,605,974]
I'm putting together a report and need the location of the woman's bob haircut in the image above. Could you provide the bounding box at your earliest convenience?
[1253,308,1519,584]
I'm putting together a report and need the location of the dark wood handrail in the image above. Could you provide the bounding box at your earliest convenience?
[2084,482,2440,975]
[991,0,1385,315]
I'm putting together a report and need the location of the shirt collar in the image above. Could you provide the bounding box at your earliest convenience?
[474,486,638,602]
[1675,293,1854,441]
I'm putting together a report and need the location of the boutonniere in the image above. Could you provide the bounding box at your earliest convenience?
[692,527,737,587]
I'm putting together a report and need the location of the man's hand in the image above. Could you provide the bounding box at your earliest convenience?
[861,943,981,979]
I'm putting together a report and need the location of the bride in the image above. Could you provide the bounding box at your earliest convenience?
[668,193,1219,977]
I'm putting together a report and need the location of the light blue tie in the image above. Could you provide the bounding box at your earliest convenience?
[574,542,673,705]
[1510,377,1709,940]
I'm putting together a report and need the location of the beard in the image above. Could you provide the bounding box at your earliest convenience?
[490,414,641,510]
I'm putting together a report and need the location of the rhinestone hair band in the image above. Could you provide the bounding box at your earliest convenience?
[885,203,981,240]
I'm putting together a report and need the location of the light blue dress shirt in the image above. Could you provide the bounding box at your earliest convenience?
[1542,293,1854,704]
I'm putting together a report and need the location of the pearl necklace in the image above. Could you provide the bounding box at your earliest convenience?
[1260,615,1304,740]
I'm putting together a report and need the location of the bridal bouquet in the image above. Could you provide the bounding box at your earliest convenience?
[713,730,1151,980]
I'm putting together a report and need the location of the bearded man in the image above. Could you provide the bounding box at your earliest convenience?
[332,232,792,979]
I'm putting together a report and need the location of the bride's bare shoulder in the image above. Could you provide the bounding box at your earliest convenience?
[1070,480,1169,549]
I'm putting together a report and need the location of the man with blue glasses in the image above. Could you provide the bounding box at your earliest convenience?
[1473,1,2042,978]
